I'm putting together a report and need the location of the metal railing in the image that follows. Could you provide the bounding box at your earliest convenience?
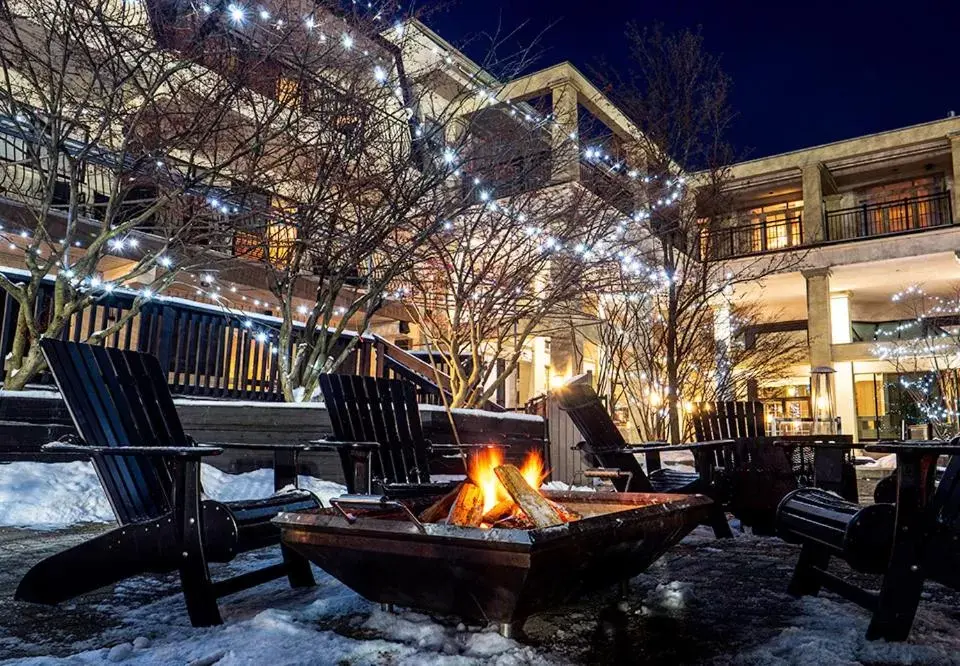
[824,192,952,242]
[701,213,803,259]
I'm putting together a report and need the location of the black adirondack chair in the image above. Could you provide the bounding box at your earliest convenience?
[691,401,862,531]
[15,339,321,627]
[318,374,491,498]
[555,382,734,539]
[777,438,960,641]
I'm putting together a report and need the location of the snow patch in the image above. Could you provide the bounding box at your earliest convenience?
[0,461,345,529]
[645,581,695,612]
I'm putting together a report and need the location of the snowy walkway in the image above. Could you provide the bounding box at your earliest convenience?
[1,462,960,664]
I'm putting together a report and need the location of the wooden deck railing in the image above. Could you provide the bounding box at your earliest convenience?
[0,269,504,408]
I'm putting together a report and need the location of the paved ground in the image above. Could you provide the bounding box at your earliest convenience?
[2,522,960,664]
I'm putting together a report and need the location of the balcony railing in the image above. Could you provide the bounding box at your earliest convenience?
[701,213,803,259]
[824,192,952,242]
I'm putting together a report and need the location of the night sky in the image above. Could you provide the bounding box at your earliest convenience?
[426,0,958,161]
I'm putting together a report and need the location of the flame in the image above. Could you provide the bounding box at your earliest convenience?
[468,447,546,515]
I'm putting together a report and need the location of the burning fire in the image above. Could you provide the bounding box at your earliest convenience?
[469,448,546,515]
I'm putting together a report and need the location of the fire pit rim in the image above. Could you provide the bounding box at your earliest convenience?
[275,491,713,549]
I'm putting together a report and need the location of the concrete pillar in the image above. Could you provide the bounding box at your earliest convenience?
[949,133,960,223]
[712,301,734,399]
[830,291,858,441]
[551,82,580,184]
[532,336,550,397]
[803,268,832,368]
[802,164,826,244]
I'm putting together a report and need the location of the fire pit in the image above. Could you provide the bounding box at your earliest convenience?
[276,489,711,636]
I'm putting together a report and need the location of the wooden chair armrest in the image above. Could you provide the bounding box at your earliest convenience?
[634,439,734,453]
[204,441,320,452]
[429,443,509,451]
[865,440,960,455]
[308,439,380,451]
[42,442,223,458]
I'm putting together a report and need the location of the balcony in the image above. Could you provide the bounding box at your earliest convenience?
[824,191,952,242]
[701,213,803,259]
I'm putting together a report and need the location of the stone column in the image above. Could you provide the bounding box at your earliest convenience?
[802,164,826,244]
[712,301,734,400]
[949,133,960,224]
[830,291,858,441]
[803,268,832,368]
[551,82,580,184]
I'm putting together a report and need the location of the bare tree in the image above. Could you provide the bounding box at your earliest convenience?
[873,284,960,438]
[406,178,628,408]
[593,26,806,441]
[0,0,318,388]
[595,294,805,440]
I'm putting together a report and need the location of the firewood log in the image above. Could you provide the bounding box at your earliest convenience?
[447,481,485,527]
[481,498,515,523]
[494,464,564,528]
[418,483,463,523]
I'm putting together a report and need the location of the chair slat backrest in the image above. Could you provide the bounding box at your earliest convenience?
[555,383,653,492]
[555,384,629,453]
[692,401,765,442]
[319,374,432,486]
[40,339,178,524]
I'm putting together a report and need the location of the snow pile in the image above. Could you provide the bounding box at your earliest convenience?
[736,596,956,665]
[0,461,345,529]
[541,480,595,492]
[644,581,696,613]
[860,453,897,469]
[0,461,114,528]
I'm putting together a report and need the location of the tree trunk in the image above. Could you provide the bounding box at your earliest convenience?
[665,271,681,445]
[3,340,45,390]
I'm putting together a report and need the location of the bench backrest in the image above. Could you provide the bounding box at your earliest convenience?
[555,383,653,492]
[692,401,764,441]
[319,374,431,486]
[40,339,187,525]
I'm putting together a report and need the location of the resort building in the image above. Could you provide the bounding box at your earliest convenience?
[720,116,960,441]
[2,0,959,444]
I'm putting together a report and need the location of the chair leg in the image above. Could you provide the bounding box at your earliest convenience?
[787,544,829,597]
[281,543,316,588]
[866,558,926,641]
[707,504,733,539]
[174,458,222,627]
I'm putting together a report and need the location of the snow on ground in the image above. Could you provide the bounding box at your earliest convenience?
[3,551,563,665]
[0,461,345,529]
[734,595,957,665]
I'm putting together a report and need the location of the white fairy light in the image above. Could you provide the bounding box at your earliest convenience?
[341,33,354,49]
[158,256,173,268]
[227,4,246,24]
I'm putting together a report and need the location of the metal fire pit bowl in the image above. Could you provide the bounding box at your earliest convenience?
[275,491,712,636]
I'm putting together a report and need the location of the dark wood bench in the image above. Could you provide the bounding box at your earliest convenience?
[317,374,507,498]
[777,438,960,641]
[15,340,323,627]
[555,382,734,538]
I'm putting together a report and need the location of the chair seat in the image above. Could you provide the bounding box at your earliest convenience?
[379,480,461,500]
[649,468,701,493]
[227,490,321,553]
